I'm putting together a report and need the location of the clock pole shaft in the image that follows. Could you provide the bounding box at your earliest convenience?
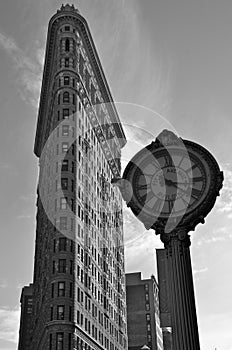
[161,230,200,350]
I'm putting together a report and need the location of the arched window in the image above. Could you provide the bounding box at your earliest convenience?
[65,38,70,52]
[63,92,69,103]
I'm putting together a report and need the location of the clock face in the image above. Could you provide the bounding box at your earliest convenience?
[126,146,211,219]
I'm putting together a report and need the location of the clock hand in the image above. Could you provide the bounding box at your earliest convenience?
[165,179,188,187]
[165,179,178,188]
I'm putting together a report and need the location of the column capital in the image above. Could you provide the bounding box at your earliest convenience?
[160,228,191,251]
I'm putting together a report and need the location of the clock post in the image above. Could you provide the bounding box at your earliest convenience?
[159,229,200,349]
[112,130,223,350]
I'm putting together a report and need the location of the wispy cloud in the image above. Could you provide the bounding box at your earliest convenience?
[124,206,163,277]
[0,307,20,344]
[0,162,11,170]
[197,236,226,246]
[216,165,232,219]
[0,31,44,107]
[200,311,232,350]
[193,267,208,275]
[16,214,32,220]
[0,280,8,289]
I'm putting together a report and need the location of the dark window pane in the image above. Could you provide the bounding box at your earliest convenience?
[58,259,66,273]
[64,76,70,85]
[61,160,68,172]
[63,92,70,103]
[56,332,64,350]
[59,237,67,251]
[57,305,64,320]
[58,282,65,297]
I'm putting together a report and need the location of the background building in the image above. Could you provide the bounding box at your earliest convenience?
[18,284,33,350]
[156,249,173,350]
[18,4,127,350]
[126,272,164,350]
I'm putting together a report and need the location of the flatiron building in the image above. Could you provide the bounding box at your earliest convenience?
[18,4,127,350]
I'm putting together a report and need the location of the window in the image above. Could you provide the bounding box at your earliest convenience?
[60,197,68,210]
[65,26,70,31]
[63,108,69,119]
[64,76,70,85]
[65,38,70,51]
[58,259,66,273]
[58,282,65,297]
[57,305,65,320]
[63,91,70,103]
[71,143,75,155]
[145,283,149,291]
[68,333,72,350]
[69,306,72,321]
[62,125,69,136]
[145,303,150,311]
[50,306,53,321]
[77,310,80,324]
[146,313,151,321]
[65,58,69,67]
[51,283,54,298]
[61,178,68,190]
[73,94,76,105]
[69,282,73,298]
[49,334,53,350]
[71,198,75,212]
[71,161,75,173]
[70,260,73,274]
[145,293,149,301]
[59,237,67,250]
[56,332,64,350]
[71,218,74,231]
[60,217,67,230]
[147,324,151,331]
[61,160,68,172]
[62,142,69,153]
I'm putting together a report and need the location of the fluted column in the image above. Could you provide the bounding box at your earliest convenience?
[160,229,200,350]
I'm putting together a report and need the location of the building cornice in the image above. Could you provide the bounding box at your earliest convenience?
[34,6,126,158]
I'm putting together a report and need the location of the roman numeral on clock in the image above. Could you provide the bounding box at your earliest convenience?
[192,176,203,183]
[190,188,202,199]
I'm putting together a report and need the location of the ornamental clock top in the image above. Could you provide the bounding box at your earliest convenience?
[112,130,223,234]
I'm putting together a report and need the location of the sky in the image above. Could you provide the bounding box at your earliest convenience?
[0,0,232,349]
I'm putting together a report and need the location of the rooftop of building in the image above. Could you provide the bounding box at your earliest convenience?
[20,283,33,302]
[57,3,80,14]
[126,272,158,286]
